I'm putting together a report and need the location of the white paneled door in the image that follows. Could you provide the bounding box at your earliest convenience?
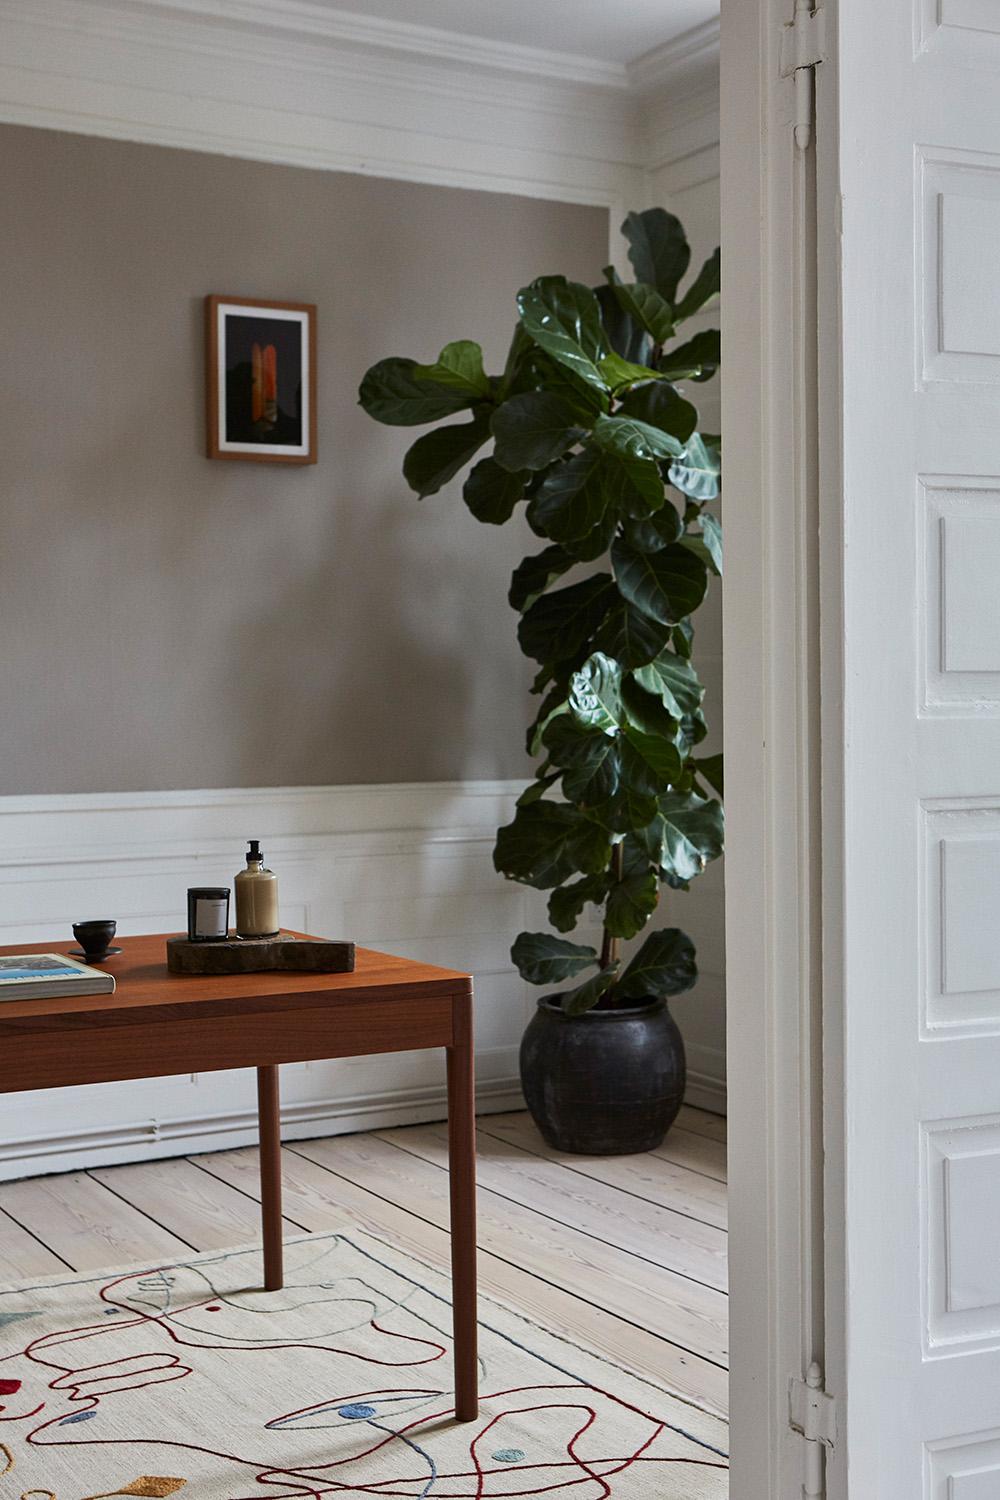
[725,0,1000,1494]
[831,2,1000,1496]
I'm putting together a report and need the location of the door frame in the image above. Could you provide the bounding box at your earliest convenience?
[722,0,845,1494]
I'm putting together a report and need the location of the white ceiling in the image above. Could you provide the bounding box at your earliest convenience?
[307,0,719,68]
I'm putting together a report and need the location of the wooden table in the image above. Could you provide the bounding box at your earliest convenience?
[0,932,479,1421]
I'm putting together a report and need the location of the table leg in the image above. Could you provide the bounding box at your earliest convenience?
[447,994,478,1422]
[257,1064,284,1292]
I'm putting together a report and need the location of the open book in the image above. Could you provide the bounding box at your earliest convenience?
[0,953,115,1001]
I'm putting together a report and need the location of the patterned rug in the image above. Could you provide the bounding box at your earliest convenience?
[0,1230,728,1498]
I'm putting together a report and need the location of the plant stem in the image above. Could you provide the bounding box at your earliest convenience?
[600,841,625,970]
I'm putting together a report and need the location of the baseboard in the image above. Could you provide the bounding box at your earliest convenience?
[684,1067,728,1116]
[0,1072,525,1181]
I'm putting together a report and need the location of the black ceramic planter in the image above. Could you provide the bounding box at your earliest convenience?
[519,994,686,1155]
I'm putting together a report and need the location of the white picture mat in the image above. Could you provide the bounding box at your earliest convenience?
[215,302,311,456]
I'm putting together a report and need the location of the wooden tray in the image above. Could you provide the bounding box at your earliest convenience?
[166,933,355,976]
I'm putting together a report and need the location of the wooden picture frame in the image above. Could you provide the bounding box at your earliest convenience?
[206,295,317,464]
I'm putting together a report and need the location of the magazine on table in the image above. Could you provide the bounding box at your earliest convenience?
[0,953,115,1001]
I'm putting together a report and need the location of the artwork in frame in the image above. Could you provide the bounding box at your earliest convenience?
[206,296,317,464]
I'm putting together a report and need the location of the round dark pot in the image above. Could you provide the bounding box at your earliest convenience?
[519,994,685,1155]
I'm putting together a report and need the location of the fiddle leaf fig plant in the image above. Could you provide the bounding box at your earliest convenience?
[359,208,723,1015]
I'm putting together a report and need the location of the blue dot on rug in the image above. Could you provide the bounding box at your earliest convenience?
[60,1411,96,1425]
[338,1403,378,1420]
[492,1448,526,1463]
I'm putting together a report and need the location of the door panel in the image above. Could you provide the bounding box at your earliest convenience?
[833,0,1000,1491]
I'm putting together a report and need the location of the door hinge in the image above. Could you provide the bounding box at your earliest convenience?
[789,1363,836,1499]
[780,2,826,150]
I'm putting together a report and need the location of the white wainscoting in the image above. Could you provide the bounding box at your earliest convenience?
[0,780,726,1180]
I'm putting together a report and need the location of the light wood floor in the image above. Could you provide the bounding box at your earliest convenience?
[0,1104,728,1425]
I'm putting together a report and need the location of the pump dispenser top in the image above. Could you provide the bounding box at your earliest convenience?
[234,838,279,938]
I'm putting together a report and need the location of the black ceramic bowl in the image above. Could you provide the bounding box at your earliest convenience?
[72,919,117,961]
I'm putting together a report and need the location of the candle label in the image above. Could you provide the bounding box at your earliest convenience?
[194,896,228,939]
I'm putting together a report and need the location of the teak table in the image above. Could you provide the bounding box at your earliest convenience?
[0,932,479,1421]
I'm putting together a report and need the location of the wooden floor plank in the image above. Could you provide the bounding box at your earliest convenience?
[0,1205,70,1278]
[677,1105,728,1142]
[0,1171,192,1271]
[0,1111,731,1428]
[293,1131,728,1366]
[479,1111,727,1229]
[90,1156,308,1252]
[653,1126,728,1182]
[195,1142,729,1425]
[381,1121,728,1291]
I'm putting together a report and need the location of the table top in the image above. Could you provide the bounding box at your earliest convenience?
[0,932,472,1026]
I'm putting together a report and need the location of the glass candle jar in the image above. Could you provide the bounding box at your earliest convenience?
[187,886,230,942]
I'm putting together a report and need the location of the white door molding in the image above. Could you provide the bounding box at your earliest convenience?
[722,0,831,1493]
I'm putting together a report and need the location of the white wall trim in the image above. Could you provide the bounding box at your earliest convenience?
[629,18,721,102]
[0,0,642,207]
[0,780,726,1178]
[0,1051,524,1178]
[0,1,721,213]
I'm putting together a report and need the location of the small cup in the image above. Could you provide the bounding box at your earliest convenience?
[73,919,117,962]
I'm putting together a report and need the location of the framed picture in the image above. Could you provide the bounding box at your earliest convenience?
[205,296,317,464]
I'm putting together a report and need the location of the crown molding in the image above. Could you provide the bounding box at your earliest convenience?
[129,0,632,89]
[0,1,719,213]
[629,17,721,101]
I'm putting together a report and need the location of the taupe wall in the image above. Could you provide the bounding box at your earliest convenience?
[0,125,608,792]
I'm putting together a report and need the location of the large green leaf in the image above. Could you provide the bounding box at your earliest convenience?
[508,544,575,612]
[518,573,615,665]
[600,786,659,835]
[673,247,721,323]
[592,447,665,520]
[632,650,704,718]
[621,725,683,793]
[669,433,721,501]
[622,208,691,303]
[614,927,697,1000]
[516,276,609,393]
[527,448,610,543]
[596,601,672,668]
[494,799,611,888]
[604,269,676,345]
[359,357,480,426]
[594,283,654,367]
[604,847,660,939]
[619,382,698,446]
[568,652,623,732]
[621,676,679,737]
[592,413,683,462]
[597,351,667,396]
[640,792,724,881]
[517,772,560,806]
[621,501,683,554]
[691,752,724,797]
[699,511,723,573]
[402,410,491,497]
[548,873,609,932]
[498,322,535,399]
[659,329,720,383]
[544,716,621,805]
[463,455,527,523]
[491,391,588,472]
[563,964,620,1015]
[511,930,598,985]
[612,536,709,625]
[413,339,490,398]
